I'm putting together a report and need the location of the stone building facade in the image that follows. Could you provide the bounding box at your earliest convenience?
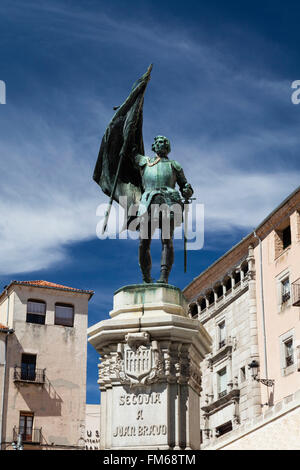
[184,186,300,449]
[0,280,93,450]
[85,404,100,450]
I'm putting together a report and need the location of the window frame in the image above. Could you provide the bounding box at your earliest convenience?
[26,299,46,325]
[217,366,227,398]
[276,269,291,312]
[21,353,37,381]
[279,329,296,376]
[54,302,75,327]
[218,320,226,349]
[19,411,34,443]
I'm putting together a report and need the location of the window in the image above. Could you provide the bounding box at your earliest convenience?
[215,284,223,299]
[199,297,206,312]
[224,277,232,293]
[207,290,214,306]
[282,225,291,250]
[240,366,246,383]
[280,330,295,375]
[26,300,46,325]
[21,354,36,381]
[55,303,74,327]
[275,223,292,258]
[19,412,34,443]
[241,261,248,277]
[218,321,226,349]
[284,339,294,367]
[281,278,290,304]
[216,421,232,437]
[233,270,241,285]
[217,367,227,398]
[189,303,198,318]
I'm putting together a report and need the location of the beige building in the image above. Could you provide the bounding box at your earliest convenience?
[0,280,93,450]
[184,186,300,449]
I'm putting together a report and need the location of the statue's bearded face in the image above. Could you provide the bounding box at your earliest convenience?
[152,136,171,156]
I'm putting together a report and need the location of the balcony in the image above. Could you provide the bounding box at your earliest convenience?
[292,279,300,306]
[13,426,42,445]
[13,366,46,385]
[202,387,240,415]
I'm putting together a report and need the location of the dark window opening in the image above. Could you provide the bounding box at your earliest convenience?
[21,354,36,381]
[224,277,232,292]
[26,300,46,325]
[241,262,248,277]
[207,291,214,305]
[55,303,74,327]
[216,421,232,437]
[240,366,246,382]
[215,285,223,299]
[282,225,291,250]
[189,303,198,318]
[199,298,206,312]
[233,271,241,284]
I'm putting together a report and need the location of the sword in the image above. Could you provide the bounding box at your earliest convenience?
[183,197,196,273]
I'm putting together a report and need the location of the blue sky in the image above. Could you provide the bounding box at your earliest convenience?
[0,0,300,403]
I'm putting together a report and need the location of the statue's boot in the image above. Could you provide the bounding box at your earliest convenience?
[157,265,170,284]
[142,269,153,284]
[139,238,153,284]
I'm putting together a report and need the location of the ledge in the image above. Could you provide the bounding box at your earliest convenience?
[202,388,240,415]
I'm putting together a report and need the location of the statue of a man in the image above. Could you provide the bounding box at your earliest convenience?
[93,66,193,284]
[134,135,193,283]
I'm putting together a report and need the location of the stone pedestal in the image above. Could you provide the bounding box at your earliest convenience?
[88,283,211,450]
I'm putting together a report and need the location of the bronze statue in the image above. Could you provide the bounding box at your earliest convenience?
[93,66,193,284]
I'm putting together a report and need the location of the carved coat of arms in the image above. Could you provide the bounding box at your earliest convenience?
[115,332,164,386]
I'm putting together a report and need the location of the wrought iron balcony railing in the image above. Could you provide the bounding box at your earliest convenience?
[13,426,42,444]
[13,366,46,384]
[292,279,300,306]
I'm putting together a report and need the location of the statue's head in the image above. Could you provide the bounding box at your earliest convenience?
[152,135,171,156]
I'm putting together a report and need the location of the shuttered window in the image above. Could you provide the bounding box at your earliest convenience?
[55,303,74,327]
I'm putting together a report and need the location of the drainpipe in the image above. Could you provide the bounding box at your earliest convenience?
[0,328,14,450]
[253,232,268,380]
[0,286,13,450]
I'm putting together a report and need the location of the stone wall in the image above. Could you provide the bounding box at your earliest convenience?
[210,389,300,450]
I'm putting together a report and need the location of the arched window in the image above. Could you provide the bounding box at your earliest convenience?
[207,290,214,306]
[224,276,232,293]
[55,303,74,327]
[241,261,248,277]
[189,303,198,318]
[233,270,241,285]
[199,297,206,312]
[215,284,223,299]
[26,300,46,325]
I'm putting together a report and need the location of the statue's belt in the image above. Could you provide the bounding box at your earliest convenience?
[143,186,174,191]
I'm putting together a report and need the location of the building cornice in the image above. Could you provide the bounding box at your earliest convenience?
[184,185,300,300]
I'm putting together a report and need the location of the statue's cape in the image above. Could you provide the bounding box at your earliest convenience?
[93,65,152,230]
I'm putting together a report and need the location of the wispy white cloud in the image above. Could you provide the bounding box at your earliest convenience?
[0,1,299,274]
